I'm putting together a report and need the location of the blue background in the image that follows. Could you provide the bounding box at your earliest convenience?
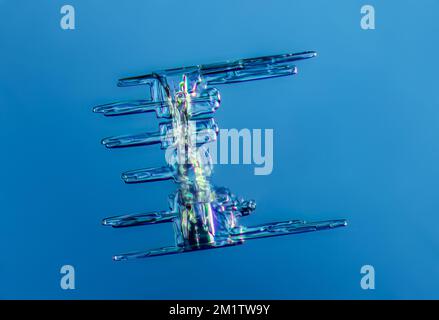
[1,0,438,299]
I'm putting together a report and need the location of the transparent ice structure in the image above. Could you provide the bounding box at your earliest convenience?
[94,51,347,260]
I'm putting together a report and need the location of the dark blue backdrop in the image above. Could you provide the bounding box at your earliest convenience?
[1,0,438,299]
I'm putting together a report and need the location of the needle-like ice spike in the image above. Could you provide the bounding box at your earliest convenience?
[230,219,347,241]
[102,131,162,148]
[205,64,297,85]
[102,210,177,228]
[93,87,221,119]
[111,218,346,260]
[113,246,184,261]
[93,99,163,116]
[122,166,176,184]
[101,118,218,149]
[113,241,241,260]
[237,51,316,68]
[117,74,159,87]
[117,52,316,87]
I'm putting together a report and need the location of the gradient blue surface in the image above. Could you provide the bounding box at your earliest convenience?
[1,0,438,299]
